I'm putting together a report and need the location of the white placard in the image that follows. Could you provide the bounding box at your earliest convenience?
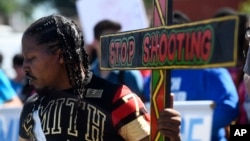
[0,26,22,78]
[76,0,149,44]
[174,100,214,141]
[0,101,214,141]
[0,106,22,141]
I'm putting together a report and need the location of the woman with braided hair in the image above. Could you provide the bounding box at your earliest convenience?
[19,14,181,141]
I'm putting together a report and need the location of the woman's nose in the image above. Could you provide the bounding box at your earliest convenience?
[22,61,29,72]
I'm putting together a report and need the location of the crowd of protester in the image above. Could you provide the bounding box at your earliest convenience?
[0,5,249,141]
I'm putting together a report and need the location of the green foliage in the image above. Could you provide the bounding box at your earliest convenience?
[238,0,250,13]
[144,0,153,10]
[0,0,17,15]
[0,0,154,24]
[28,0,77,16]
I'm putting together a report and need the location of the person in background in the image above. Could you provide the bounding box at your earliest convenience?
[243,26,250,123]
[144,11,239,141]
[90,19,145,100]
[10,53,35,102]
[10,54,26,97]
[18,14,181,141]
[85,42,97,65]
[0,52,23,107]
[172,10,239,141]
[213,7,250,130]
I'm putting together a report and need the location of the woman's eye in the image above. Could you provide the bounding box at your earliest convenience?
[27,58,33,62]
[25,57,34,63]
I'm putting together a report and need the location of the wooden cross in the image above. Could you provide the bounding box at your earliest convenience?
[100,0,239,140]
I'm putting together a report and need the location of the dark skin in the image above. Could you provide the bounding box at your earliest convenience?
[22,34,71,90]
[140,94,181,141]
[20,33,181,141]
[157,94,181,141]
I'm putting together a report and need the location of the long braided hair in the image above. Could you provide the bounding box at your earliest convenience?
[23,15,89,98]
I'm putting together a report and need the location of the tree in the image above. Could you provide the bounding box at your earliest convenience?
[0,0,34,25]
[239,0,250,13]
[28,0,78,17]
[26,0,153,18]
[0,0,17,24]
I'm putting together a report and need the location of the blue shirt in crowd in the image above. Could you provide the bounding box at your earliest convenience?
[0,69,17,104]
[144,68,239,141]
[91,60,144,97]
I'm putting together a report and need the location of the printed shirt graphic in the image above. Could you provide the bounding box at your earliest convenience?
[19,74,150,141]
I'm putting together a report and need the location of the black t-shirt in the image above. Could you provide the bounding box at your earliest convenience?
[19,73,150,141]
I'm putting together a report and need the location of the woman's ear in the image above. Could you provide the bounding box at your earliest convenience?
[56,49,64,64]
